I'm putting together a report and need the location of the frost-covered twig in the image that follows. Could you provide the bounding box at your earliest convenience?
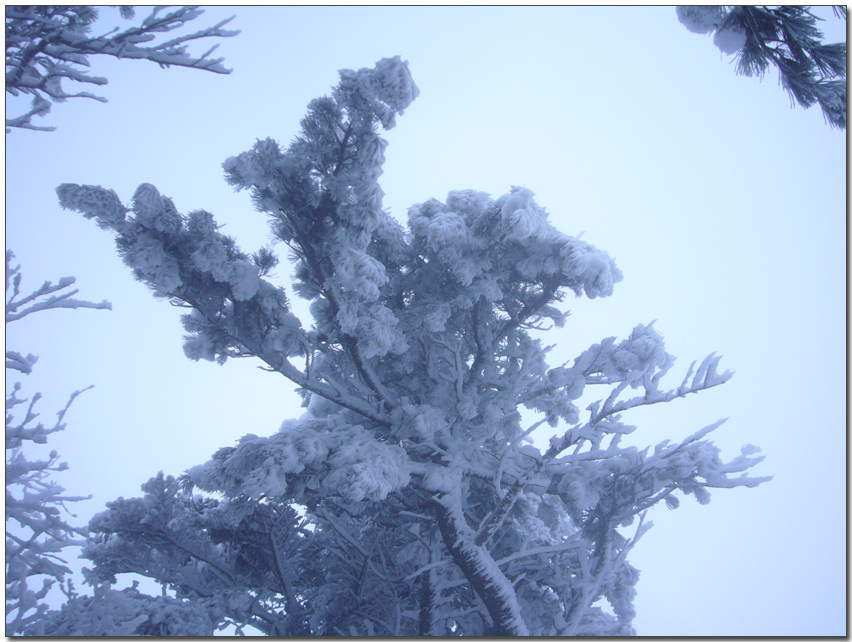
[6,6,239,132]
[6,251,111,323]
[5,383,92,635]
[5,252,111,634]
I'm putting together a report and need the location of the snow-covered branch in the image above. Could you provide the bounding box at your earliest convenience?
[6,251,112,324]
[6,6,239,132]
[5,382,92,635]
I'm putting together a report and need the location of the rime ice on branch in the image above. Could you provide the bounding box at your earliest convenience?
[5,6,239,132]
[58,56,770,635]
[5,252,110,635]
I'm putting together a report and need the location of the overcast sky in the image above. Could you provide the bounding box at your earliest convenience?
[5,6,846,636]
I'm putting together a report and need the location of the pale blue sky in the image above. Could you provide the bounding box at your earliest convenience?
[5,6,846,636]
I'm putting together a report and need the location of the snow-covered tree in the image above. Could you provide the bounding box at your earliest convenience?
[57,56,770,635]
[5,5,239,132]
[677,6,847,129]
[5,251,109,635]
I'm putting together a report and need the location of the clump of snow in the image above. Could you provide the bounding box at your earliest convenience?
[424,303,452,333]
[422,464,460,493]
[411,404,448,439]
[256,281,297,325]
[185,208,218,237]
[546,366,585,400]
[222,138,282,191]
[676,6,724,34]
[188,419,413,504]
[714,25,747,54]
[337,56,420,129]
[186,426,331,499]
[446,189,492,218]
[740,444,761,457]
[323,437,411,501]
[331,246,388,302]
[560,238,623,299]
[356,304,408,359]
[228,259,260,301]
[125,232,181,292]
[497,187,534,217]
[496,187,551,242]
[608,322,674,387]
[191,239,231,282]
[131,183,182,234]
[428,211,471,250]
[305,393,343,418]
[182,331,216,362]
[334,300,361,334]
[56,183,127,229]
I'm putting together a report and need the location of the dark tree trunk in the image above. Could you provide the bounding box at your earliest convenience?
[434,500,529,636]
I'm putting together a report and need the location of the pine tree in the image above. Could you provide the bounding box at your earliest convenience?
[5,6,239,132]
[56,57,770,635]
[677,6,847,129]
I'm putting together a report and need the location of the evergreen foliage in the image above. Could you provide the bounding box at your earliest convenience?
[53,57,770,635]
[5,6,239,132]
[677,6,847,129]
